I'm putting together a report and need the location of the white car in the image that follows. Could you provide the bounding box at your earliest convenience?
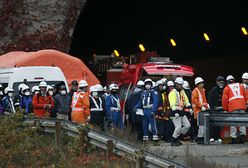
[0,66,69,95]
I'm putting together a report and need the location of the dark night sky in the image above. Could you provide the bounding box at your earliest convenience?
[70,0,248,63]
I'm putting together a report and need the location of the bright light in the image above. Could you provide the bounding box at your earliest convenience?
[203,33,210,41]
[139,44,146,52]
[170,39,176,47]
[241,27,248,35]
[114,50,120,57]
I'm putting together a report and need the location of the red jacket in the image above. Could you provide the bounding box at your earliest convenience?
[222,83,247,112]
[32,94,54,117]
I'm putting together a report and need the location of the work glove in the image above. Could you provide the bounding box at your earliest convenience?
[175,113,180,118]
[87,116,91,122]
[125,114,129,121]
[201,106,206,111]
[189,108,194,115]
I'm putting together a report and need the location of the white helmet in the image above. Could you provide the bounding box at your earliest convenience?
[226,75,235,81]
[242,72,248,79]
[175,77,184,85]
[95,84,103,92]
[89,86,98,93]
[78,80,88,87]
[21,85,30,94]
[18,83,27,91]
[39,81,47,87]
[144,78,153,84]
[183,81,190,90]
[137,80,144,86]
[161,78,167,84]
[103,86,107,91]
[155,80,163,86]
[109,83,119,91]
[167,81,174,87]
[195,77,204,85]
[4,87,14,94]
[47,85,54,90]
[32,86,40,93]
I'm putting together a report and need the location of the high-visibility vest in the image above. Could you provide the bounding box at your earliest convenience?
[90,95,103,111]
[228,83,244,102]
[71,91,85,112]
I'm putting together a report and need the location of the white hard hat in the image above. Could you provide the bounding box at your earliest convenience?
[18,83,27,91]
[137,80,145,86]
[89,86,98,93]
[175,77,184,85]
[183,81,190,90]
[195,77,204,85]
[144,78,153,84]
[161,78,167,84]
[155,80,163,86]
[103,86,107,91]
[32,86,40,93]
[78,80,88,87]
[21,85,30,94]
[226,75,235,81]
[95,84,103,92]
[109,83,119,91]
[242,72,248,79]
[167,81,174,87]
[39,81,47,87]
[4,87,14,94]
[47,85,54,90]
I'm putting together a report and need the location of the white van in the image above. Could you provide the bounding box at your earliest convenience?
[0,66,69,95]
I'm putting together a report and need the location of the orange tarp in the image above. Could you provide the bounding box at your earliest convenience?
[0,49,100,87]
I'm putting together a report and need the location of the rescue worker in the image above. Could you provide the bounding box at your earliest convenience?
[95,84,104,97]
[105,83,124,129]
[241,72,248,103]
[126,80,144,140]
[2,87,15,115]
[14,83,26,108]
[32,81,54,117]
[222,75,247,144]
[192,77,210,144]
[89,85,105,130]
[167,81,175,92]
[103,86,110,99]
[54,85,71,120]
[20,85,32,115]
[68,80,79,120]
[0,84,3,115]
[71,80,90,124]
[169,77,192,146]
[208,76,225,143]
[47,85,54,97]
[32,86,40,96]
[155,79,171,141]
[183,80,194,141]
[134,78,159,141]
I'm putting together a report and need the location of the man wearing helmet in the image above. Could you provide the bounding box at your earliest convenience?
[71,80,90,124]
[125,80,144,140]
[89,85,105,130]
[222,75,247,144]
[105,83,124,129]
[0,84,3,114]
[134,78,159,141]
[32,81,54,117]
[242,72,248,104]
[20,85,32,116]
[192,77,210,144]
[168,77,192,146]
[2,87,15,115]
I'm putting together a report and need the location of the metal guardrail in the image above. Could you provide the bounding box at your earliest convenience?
[198,111,248,145]
[22,118,188,168]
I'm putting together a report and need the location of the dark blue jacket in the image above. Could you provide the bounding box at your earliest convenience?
[20,95,33,114]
